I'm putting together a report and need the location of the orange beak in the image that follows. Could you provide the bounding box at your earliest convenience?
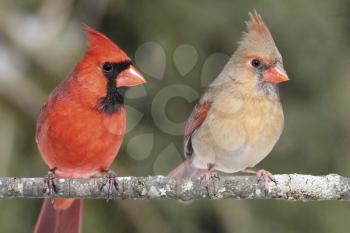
[116,65,146,87]
[262,62,289,84]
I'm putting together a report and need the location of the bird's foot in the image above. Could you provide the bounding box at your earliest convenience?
[200,171,219,181]
[256,169,277,191]
[200,164,219,181]
[244,167,277,195]
[44,168,57,201]
[100,170,118,201]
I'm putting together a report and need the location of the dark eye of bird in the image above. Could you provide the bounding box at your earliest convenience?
[251,59,262,68]
[102,62,113,73]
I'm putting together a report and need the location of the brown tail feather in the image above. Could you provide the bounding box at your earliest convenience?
[168,160,207,178]
[34,199,83,233]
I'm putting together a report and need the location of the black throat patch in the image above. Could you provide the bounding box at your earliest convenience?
[98,61,132,115]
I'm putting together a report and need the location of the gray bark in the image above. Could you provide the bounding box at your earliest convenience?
[0,174,349,201]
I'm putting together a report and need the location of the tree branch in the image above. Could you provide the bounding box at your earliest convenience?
[0,174,349,201]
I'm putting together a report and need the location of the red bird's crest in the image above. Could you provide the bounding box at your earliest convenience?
[84,26,130,63]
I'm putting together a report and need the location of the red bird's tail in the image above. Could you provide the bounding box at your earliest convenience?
[34,199,83,233]
[168,160,207,178]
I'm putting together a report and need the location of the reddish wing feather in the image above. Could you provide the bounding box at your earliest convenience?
[184,101,211,158]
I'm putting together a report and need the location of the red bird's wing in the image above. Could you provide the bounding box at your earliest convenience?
[184,100,211,159]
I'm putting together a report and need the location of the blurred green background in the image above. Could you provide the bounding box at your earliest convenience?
[1,0,350,232]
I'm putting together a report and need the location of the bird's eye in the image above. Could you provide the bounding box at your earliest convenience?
[102,62,113,73]
[251,59,262,68]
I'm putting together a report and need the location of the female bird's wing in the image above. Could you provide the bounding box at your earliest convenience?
[184,100,212,159]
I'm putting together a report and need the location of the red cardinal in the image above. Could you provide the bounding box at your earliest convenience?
[34,26,145,233]
[169,12,289,185]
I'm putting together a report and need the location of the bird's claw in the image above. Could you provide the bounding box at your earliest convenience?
[200,163,219,182]
[44,168,57,202]
[100,170,118,201]
[200,171,219,182]
[255,169,277,195]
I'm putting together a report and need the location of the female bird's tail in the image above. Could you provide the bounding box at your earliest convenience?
[34,199,83,233]
[168,160,207,178]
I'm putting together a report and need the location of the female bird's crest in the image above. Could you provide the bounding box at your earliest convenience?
[235,11,281,61]
[245,11,271,38]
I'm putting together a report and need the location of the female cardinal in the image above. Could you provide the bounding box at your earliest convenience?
[169,12,289,185]
[34,26,145,233]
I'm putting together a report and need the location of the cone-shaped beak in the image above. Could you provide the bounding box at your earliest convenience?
[262,62,289,84]
[116,65,146,87]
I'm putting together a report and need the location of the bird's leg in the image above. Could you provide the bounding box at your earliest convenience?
[100,170,118,201]
[44,167,58,202]
[243,167,277,195]
[200,163,219,181]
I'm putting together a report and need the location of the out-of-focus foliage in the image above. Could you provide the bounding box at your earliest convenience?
[0,0,350,232]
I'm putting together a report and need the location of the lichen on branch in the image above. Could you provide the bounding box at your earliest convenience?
[0,174,349,201]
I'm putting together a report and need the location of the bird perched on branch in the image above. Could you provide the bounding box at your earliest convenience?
[34,27,146,233]
[169,11,289,186]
